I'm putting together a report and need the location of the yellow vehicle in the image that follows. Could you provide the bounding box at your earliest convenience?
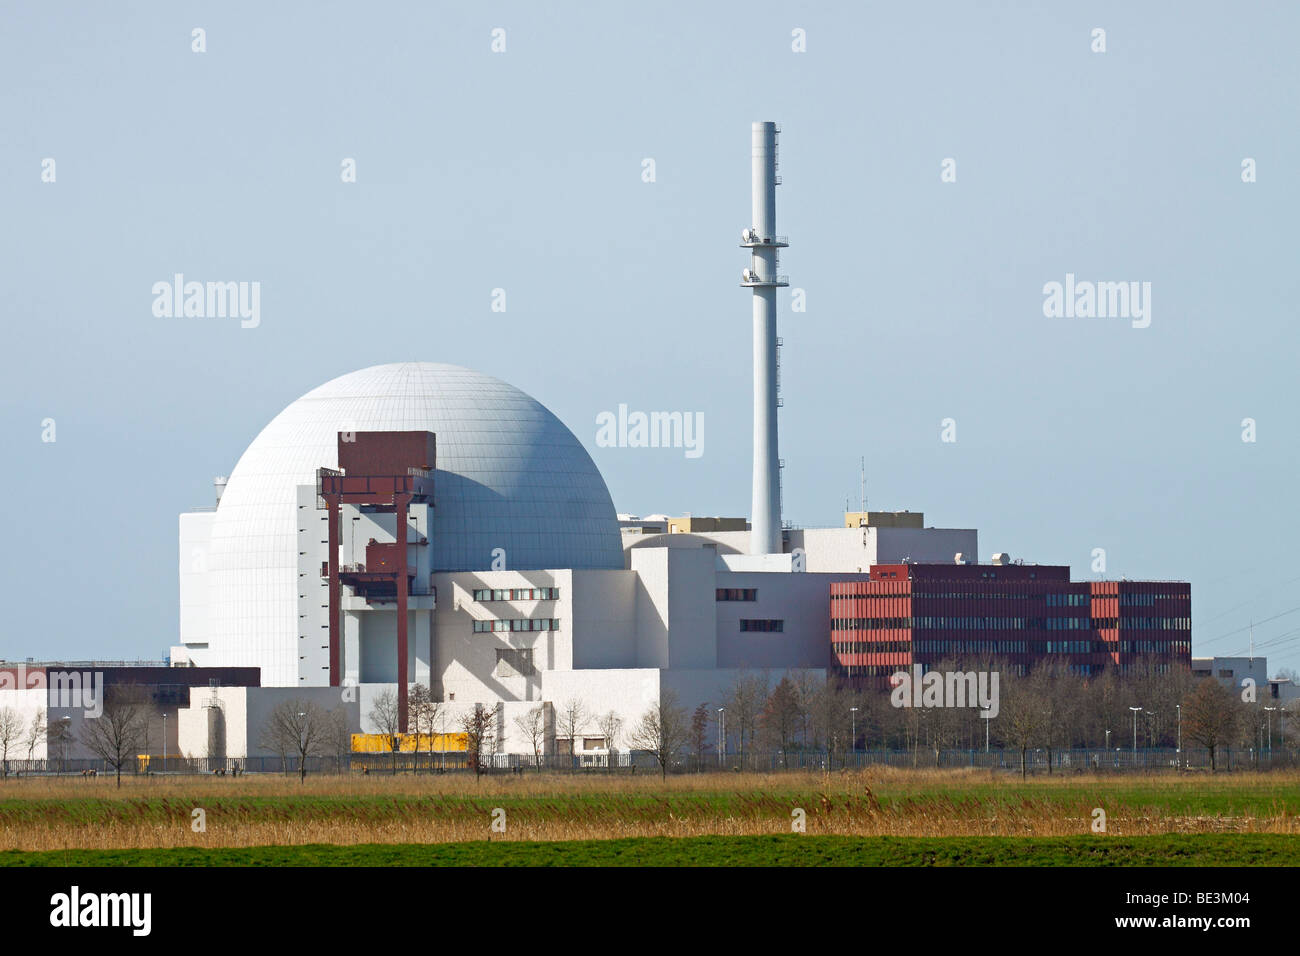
[350,732,467,753]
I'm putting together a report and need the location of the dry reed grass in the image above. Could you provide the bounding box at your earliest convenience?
[0,767,1295,851]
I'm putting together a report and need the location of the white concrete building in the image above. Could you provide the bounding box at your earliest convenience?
[172,362,979,758]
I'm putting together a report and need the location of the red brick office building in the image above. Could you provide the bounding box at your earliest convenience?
[830,562,1191,686]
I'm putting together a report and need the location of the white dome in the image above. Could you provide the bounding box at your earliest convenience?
[206,362,622,685]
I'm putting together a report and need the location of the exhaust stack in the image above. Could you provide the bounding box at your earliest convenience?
[741,121,788,554]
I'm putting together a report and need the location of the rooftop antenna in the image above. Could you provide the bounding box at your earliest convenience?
[860,456,866,513]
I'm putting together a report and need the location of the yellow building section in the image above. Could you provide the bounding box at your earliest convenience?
[667,516,748,534]
[350,732,467,753]
[843,511,924,529]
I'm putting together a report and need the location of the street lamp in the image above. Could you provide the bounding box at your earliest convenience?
[162,712,167,773]
[298,712,307,781]
[850,707,859,758]
[59,716,71,772]
[717,707,725,768]
[1265,707,1279,754]
[1175,704,1181,766]
[1129,706,1142,754]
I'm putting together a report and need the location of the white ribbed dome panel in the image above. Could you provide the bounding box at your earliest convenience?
[205,363,622,685]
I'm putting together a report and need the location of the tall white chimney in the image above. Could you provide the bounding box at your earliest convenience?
[742,121,787,554]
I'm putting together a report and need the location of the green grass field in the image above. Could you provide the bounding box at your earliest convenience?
[1,776,1296,828]
[3,833,1295,867]
[1,770,1296,864]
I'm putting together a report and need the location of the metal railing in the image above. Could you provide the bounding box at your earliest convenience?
[4,747,1291,778]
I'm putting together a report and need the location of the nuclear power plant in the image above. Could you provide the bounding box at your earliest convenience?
[1,123,1196,766]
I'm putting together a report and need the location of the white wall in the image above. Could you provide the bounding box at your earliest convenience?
[628,526,979,574]
[542,668,660,753]
[713,570,841,670]
[433,569,569,704]
[177,685,358,759]
[0,687,50,761]
[178,511,214,651]
[570,570,637,669]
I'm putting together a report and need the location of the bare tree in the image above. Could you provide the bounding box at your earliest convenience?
[24,708,45,764]
[689,703,711,769]
[460,704,501,779]
[809,677,854,762]
[368,688,403,773]
[47,719,73,771]
[513,705,547,771]
[258,698,335,782]
[1000,675,1045,780]
[597,710,623,770]
[556,697,590,766]
[408,684,440,771]
[1183,678,1239,772]
[760,677,802,766]
[790,672,821,752]
[723,671,768,770]
[80,688,152,787]
[0,708,23,779]
[326,706,353,771]
[627,690,690,780]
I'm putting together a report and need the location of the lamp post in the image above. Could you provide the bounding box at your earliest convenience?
[162,712,167,773]
[1129,705,1141,757]
[60,716,70,773]
[984,714,990,754]
[1265,707,1278,754]
[850,706,858,761]
[717,707,725,769]
[1175,704,1181,767]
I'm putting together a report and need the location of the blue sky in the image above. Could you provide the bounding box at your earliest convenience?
[2,1,1297,669]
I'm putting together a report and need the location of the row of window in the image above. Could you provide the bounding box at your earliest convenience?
[1101,617,1190,630]
[833,616,1190,632]
[716,588,758,601]
[911,640,1031,655]
[1120,640,1191,654]
[1046,640,1098,654]
[834,640,1027,656]
[740,619,784,632]
[835,616,1082,631]
[472,588,560,602]
[834,663,1032,678]
[471,618,561,633]
[833,591,1188,604]
[833,638,1189,657]
[835,591,1047,602]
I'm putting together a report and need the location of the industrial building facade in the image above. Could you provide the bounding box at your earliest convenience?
[831,562,1192,685]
